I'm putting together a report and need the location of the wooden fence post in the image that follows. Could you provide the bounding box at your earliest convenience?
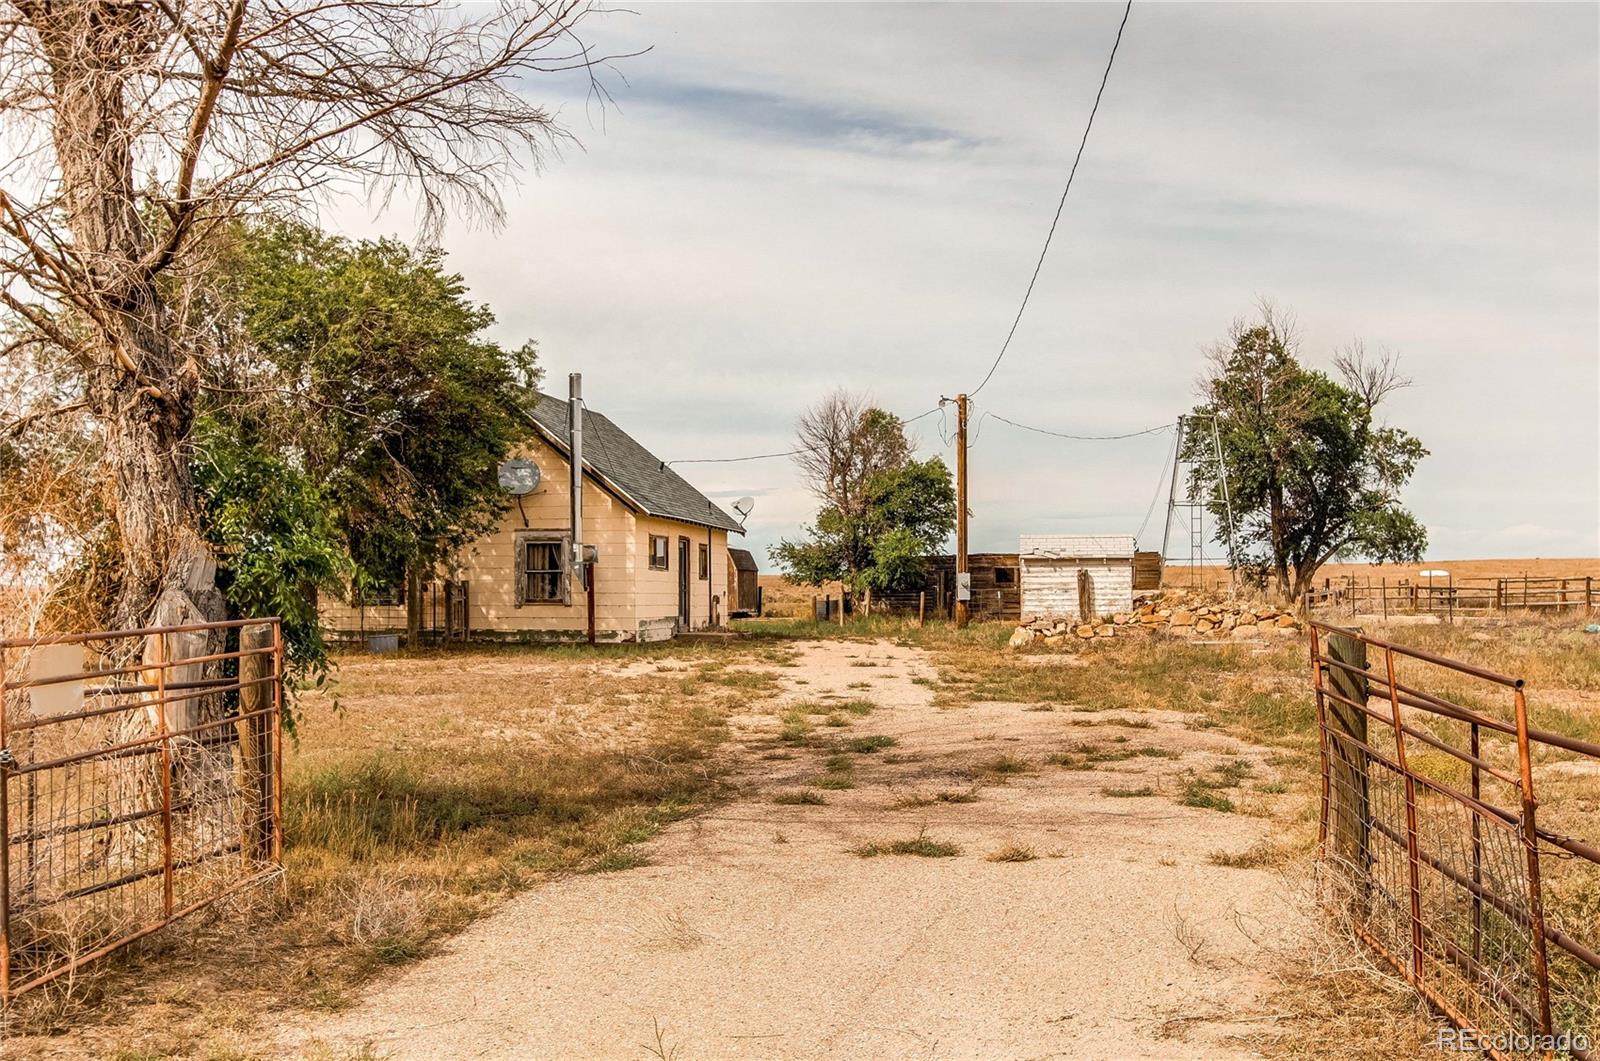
[237,623,276,864]
[1323,631,1372,914]
[918,591,926,627]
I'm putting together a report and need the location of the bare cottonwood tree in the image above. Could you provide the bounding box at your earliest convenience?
[794,389,910,521]
[1333,339,1412,412]
[0,0,611,634]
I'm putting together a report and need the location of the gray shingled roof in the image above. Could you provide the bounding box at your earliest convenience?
[525,395,745,535]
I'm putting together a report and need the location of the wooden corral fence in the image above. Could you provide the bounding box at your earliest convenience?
[0,618,284,999]
[1311,623,1597,1058]
[1310,575,1600,620]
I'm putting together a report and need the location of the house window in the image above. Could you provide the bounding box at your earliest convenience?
[698,543,710,580]
[649,535,670,570]
[518,535,569,604]
[994,567,1017,585]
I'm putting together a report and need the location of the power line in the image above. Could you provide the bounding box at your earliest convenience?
[667,450,802,467]
[1135,429,1176,543]
[988,412,1173,441]
[968,0,1134,398]
[664,406,943,467]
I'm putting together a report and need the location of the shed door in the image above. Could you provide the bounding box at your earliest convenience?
[1077,568,1094,622]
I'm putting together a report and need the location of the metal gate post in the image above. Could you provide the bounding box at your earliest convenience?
[1512,685,1555,1038]
[271,620,285,863]
[0,644,12,1000]
[152,632,175,918]
[1310,627,1332,858]
[1470,721,1484,967]
[1384,647,1426,985]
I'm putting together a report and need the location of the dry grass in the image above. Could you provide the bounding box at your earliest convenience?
[852,828,960,859]
[773,790,826,806]
[985,843,1037,863]
[2,640,755,1055]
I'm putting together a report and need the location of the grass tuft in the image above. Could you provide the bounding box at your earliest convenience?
[986,843,1038,863]
[979,754,1032,776]
[772,790,826,806]
[853,828,960,859]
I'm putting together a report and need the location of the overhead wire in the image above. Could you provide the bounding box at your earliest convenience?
[1135,428,1176,544]
[968,0,1134,398]
[664,405,943,467]
[987,412,1173,441]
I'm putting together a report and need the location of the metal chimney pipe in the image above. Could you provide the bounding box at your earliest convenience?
[569,373,583,573]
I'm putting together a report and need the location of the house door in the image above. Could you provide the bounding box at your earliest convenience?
[677,537,692,629]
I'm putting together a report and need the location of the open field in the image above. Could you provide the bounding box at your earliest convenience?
[759,559,1600,613]
[2,613,1595,1058]
[1163,557,1600,592]
[757,574,846,618]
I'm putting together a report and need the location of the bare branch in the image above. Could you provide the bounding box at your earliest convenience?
[1334,340,1411,410]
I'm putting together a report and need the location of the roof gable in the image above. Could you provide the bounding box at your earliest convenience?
[525,395,745,535]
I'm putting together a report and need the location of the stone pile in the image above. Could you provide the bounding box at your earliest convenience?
[1008,587,1304,647]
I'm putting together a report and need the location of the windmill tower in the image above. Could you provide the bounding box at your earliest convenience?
[1159,415,1238,591]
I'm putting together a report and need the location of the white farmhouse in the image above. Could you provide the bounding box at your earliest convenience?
[1019,535,1137,622]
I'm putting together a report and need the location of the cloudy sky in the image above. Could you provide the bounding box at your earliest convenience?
[332,2,1599,566]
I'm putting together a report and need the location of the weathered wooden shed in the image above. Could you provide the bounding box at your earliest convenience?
[915,554,1021,621]
[1020,535,1136,621]
[727,548,760,617]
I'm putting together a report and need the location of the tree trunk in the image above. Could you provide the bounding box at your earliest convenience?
[1268,482,1291,598]
[33,7,224,638]
[406,565,424,647]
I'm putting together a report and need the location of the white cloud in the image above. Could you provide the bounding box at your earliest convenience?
[325,2,1599,566]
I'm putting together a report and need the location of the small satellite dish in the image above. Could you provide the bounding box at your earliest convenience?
[732,496,755,524]
[498,459,541,496]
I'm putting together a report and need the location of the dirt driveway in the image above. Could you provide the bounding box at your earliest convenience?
[282,638,1303,1059]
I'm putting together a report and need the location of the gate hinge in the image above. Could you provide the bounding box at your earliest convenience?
[0,747,12,768]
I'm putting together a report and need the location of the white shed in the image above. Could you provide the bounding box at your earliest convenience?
[1019,535,1137,621]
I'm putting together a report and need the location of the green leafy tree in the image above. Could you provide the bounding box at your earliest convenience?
[773,391,955,594]
[200,219,541,649]
[191,419,346,698]
[1185,303,1428,601]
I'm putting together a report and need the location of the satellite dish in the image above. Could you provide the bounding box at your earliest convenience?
[732,496,755,524]
[498,459,541,496]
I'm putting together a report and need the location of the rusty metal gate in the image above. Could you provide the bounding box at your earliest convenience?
[0,618,283,999]
[1310,622,1598,1058]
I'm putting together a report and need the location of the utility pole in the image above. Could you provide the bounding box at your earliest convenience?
[954,393,970,629]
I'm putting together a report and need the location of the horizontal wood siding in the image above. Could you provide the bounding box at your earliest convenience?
[633,516,730,632]
[1021,558,1134,620]
[320,435,640,638]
